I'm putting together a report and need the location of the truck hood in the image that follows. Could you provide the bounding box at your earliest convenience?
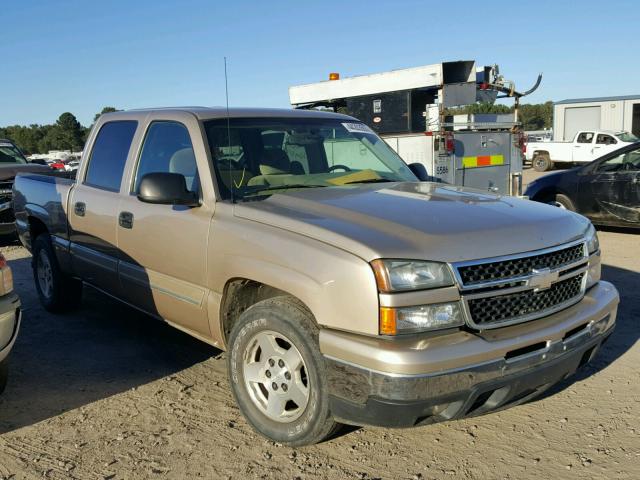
[0,163,51,181]
[234,182,590,263]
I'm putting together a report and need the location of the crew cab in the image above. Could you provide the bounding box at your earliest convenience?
[526,130,638,172]
[13,108,619,446]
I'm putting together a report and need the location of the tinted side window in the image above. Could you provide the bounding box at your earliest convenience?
[134,122,198,193]
[596,134,616,145]
[85,121,138,191]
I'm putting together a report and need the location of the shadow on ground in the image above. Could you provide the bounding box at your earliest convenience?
[0,257,218,433]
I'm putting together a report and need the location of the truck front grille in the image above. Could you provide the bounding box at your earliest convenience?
[457,243,585,287]
[467,274,585,326]
[453,240,589,329]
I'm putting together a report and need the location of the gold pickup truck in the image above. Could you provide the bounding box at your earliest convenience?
[13,107,619,446]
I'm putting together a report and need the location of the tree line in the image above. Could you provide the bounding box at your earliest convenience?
[0,107,117,155]
[445,101,553,130]
[1,103,554,155]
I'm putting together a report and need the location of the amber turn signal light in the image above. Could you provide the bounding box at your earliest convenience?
[379,307,397,335]
[370,259,391,293]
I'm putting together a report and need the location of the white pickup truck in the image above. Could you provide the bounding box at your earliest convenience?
[526,130,638,171]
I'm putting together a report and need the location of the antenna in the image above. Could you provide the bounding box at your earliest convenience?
[224,56,234,202]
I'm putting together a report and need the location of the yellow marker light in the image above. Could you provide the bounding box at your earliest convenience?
[379,307,397,335]
[329,72,340,81]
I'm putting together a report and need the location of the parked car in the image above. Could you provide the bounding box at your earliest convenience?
[526,142,640,229]
[14,107,618,446]
[0,252,21,394]
[526,130,638,172]
[0,139,55,235]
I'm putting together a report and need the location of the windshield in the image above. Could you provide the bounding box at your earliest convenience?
[0,142,27,164]
[616,132,639,143]
[203,117,417,201]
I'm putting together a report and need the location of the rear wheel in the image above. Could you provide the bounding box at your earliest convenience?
[549,193,575,211]
[533,153,553,172]
[227,296,340,446]
[32,234,82,312]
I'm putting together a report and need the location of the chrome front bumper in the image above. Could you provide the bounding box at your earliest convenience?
[321,281,618,428]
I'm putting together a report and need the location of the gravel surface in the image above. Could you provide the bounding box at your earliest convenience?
[0,177,638,479]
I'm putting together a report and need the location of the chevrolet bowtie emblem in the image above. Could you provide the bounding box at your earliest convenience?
[528,268,559,292]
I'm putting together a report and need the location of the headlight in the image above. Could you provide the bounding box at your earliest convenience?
[371,259,454,292]
[585,224,599,254]
[380,302,464,335]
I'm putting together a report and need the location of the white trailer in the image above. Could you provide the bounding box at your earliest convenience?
[290,61,541,196]
[554,95,640,142]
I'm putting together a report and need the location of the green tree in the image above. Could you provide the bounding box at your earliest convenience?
[93,106,118,122]
[55,112,84,151]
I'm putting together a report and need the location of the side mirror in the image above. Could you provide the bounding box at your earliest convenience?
[137,172,199,206]
[408,162,429,181]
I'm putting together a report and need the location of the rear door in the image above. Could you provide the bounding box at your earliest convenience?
[68,120,139,294]
[577,145,640,226]
[116,113,214,337]
[572,131,595,162]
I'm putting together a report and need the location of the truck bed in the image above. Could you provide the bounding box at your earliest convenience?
[13,173,75,251]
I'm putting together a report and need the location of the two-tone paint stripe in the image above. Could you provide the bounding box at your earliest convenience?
[462,154,505,168]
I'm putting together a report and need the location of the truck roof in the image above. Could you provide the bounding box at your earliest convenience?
[104,106,355,121]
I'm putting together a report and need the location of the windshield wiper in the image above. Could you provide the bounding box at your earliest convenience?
[343,178,395,185]
[242,184,328,197]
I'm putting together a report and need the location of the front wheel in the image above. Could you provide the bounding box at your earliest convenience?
[227,296,340,446]
[32,234,83,312]
[549,193,575,211]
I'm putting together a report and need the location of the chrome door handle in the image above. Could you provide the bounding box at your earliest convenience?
[118,211,134,229]
[74,202,86,216]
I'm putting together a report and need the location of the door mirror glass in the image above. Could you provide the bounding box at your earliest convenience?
[137,172,200,206]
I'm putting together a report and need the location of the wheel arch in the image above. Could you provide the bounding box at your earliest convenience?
[219,278,315,348]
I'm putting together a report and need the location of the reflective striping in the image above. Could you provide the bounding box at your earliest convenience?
[462,154,504,168]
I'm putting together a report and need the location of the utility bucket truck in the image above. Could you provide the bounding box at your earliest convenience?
[289,61,541,196]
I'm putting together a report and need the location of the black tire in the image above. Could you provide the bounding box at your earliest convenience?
[32,234,82,312]
[227,296,340,446]
[533,153,553,172]
[551,193,576,211]
[0,357,8,395]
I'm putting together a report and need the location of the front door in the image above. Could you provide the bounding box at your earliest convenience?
[69,120,139,294]
[116,118,213,337]
[578,145,640,226]
[591,133,619,160]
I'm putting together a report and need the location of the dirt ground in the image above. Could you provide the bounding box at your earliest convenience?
[0,168,638,480]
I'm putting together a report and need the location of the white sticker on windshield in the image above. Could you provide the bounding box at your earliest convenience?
[0,143,13,148]
[342,122,375,135]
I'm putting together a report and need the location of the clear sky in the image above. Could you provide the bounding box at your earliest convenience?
[1,0,637,126]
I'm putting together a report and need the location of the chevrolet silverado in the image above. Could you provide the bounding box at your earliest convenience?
[13,107,619,445]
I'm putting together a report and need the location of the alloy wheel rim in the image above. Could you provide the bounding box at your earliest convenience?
[242,330,309,423]
[37,250,53,299]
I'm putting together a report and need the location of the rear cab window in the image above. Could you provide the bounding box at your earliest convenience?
[85,121,138,191]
